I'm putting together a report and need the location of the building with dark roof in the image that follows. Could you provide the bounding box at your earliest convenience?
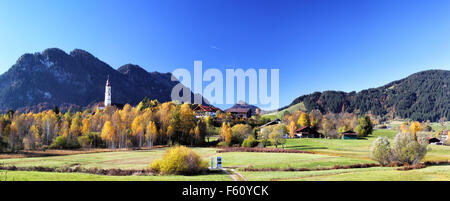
[193,105,222,118]
[341,130,358,140]
[295,126,322,138]
[225,107,252,118]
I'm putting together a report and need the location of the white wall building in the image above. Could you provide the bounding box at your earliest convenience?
[104,76,111,107]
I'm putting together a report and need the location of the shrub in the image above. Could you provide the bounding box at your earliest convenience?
[217,141,230,147]
[231,124,252,145]
[391,132,428,165]
[49,136,80,149]
[370,137,392,165]
[242,136,258,147]
[149,146,208,175]
[49,136,68,149]
[77,136,91,148]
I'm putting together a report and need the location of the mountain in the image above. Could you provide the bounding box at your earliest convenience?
[225,101,260,116]
[282,70,449,122]
[0,48,203,112]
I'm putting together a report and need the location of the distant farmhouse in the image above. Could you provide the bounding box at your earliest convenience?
[193,105,222,118]
[295,126,322,138]
[258,119,282,131]
[225,107,252,118]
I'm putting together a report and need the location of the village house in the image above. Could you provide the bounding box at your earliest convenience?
[258,118,282,134]
[225,107,252,118]
[294,126,322,138]
[193,105,222,118]
[258,118,281,131]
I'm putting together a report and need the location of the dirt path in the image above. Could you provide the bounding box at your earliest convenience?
[222,168,247,181]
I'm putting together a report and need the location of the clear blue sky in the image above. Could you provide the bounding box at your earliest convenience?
[1,0,450,110]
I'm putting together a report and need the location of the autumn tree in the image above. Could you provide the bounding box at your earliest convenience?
[220,123,232,146]
[101,121,117,149]
[145,121,158,148]
[309,109,322,130]
[270,124,287,148]
[69,112,82,138]
[355,116,373,137]
[288,121,297,138]
[297,113,310,127]
[409,121,422,140]
[231,124,252,145]
[132,115,145,148]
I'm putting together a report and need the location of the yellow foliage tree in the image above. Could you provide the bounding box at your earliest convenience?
[145,121,158,147]
[288,121,297,138]
[409,121,422,140]
[400,123,409,134]
[297,113,310,127]
[81,117,91,136]
[101,121,116,148]
[131,115,145,148]
[220,122,232,145]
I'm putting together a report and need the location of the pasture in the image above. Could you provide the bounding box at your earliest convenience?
[0,129,448,181]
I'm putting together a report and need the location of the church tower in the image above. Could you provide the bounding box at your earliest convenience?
[104,76,111,107]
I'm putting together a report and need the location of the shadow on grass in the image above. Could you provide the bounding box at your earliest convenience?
[285,145,328,150]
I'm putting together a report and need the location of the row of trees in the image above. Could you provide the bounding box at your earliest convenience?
[219,122,288,148]
[0,100,217,152]
[282,110,373,138]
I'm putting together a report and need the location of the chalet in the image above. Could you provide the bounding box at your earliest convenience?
[295,126,321,138]
[193,105,222,118]
[225,107,252,118]
[341,130,358,140]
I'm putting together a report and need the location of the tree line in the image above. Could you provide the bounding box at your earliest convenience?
[0,100,220,152]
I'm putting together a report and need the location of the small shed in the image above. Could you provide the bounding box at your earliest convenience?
[341,130,358,140]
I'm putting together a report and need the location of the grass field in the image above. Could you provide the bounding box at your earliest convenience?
[0,147,218,170]
[261,102,306,120]
[282,129,450,161]
[0,170,231,181]
[0,129,448,181]
[241,165,450,181]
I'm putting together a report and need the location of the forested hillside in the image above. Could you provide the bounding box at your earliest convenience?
[287,70,449,121]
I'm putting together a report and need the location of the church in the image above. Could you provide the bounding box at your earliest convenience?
[98,76,124,110]
[104,76,111,107]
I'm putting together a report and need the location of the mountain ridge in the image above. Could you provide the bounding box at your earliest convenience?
[0,48,202,112]
[282,69,449,121]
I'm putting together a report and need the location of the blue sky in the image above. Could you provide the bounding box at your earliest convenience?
[1,0,450,110]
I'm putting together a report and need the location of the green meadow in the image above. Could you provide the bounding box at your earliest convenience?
[0,129,448,181]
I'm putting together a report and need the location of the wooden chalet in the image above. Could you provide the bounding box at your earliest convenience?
[193,105,222,118]
[295,126,322,138]
[225,107,252,118]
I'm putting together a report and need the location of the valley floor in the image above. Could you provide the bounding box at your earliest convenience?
[0,129,449,181]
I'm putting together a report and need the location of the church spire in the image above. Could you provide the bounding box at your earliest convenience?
[104,75,111,107]
[106,75,110,86]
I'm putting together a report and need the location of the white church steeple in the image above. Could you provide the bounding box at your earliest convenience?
[104,75,111,107]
